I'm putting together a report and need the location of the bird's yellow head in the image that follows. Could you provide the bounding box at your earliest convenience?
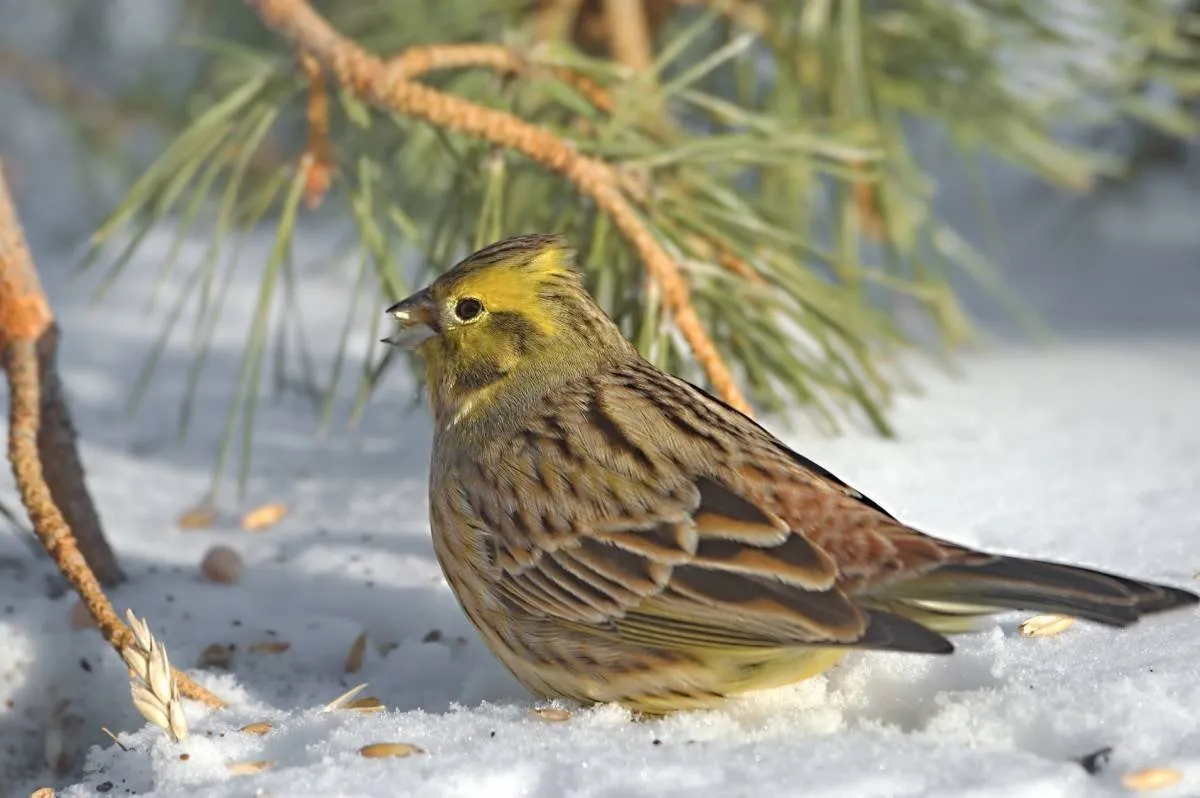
[383,234,632,425]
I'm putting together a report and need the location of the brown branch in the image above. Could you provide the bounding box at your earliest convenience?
[247,0,752,415]
[299,52,336,209]
[388,43,615,114]
[0,164,225,710]
[603,0,656,72]
[0,175,123,587]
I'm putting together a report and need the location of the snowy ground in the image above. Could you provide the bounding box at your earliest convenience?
[0,200,1195,797]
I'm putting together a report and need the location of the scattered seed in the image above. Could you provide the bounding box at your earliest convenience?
[227,760,275,775]
[1120,767,1182,791]
[201,546,244,585]
[28,788,55,798]
[197,643,235,670]
[345,632,368,674]
[343,697,384,713]
[248,641,291,654]
[239,722,272,736]
[359,742,424,759]
[1076,746,1113,775]
[179,753,190,761]
[323,683,370,712]
[177,505,217,531]
[241,503,287,531]
[530,707,572,722]
[422,629,443,643]
[1018,614,1075,638]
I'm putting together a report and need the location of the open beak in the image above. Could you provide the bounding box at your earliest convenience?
[382,288,439,350]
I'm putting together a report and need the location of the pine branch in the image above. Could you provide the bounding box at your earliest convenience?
[388,43,615,112]
[604,0,656,72]
[246,0,752,414]
[79,0,1199,492]
[0,164,225,711]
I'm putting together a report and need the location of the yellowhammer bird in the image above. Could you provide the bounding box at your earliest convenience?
[383,233,1198,715]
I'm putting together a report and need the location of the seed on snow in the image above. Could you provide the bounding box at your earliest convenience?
[248,641,291,654]
[177,505,217,531]
[1120,767,1182,791]
[197,643,234,670]
[241,502,287,531]
[201,546,243,585]
[239,722,272,735]
[343,697,384,713]
[345,632,368,674]
[1018,614,1075,638]
[359,742,424,759]
[530,707,572,722]
[227,760,274,775]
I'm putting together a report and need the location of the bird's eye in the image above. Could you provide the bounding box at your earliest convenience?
[454,297,484,321]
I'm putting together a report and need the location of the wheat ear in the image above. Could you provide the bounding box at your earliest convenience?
[120,610,188,742]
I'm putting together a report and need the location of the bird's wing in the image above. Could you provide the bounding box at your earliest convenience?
[452,372,954,655]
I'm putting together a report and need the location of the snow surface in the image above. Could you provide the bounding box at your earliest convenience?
[0,199,1194,798]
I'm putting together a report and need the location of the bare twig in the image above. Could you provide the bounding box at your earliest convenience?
[0,164,225,710]
[245,0,752,414]
[0,168,123,586]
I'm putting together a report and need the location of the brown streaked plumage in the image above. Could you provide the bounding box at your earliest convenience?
[383,233,1199,714]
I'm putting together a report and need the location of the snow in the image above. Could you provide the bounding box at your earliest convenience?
[0,203,1194,797]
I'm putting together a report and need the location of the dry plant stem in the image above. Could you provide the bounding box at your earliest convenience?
[603,0,656,72]
[0,166,224,710]
[246,0,751,414]
[0,168,124,586]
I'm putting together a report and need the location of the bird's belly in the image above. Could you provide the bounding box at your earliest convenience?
[475,619,849,715]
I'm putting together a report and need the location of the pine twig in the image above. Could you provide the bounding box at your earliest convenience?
[299,52,335,209]
[245,0,752,415]
[0,164,225,710]
[388,43,615,113]
[603,0,656,72]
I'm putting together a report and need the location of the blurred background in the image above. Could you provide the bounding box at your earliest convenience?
[2,1,1198,469]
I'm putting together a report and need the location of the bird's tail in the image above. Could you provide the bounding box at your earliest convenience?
[869,554,1198,634]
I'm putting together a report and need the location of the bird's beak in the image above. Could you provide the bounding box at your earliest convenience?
[382,288,439,350]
